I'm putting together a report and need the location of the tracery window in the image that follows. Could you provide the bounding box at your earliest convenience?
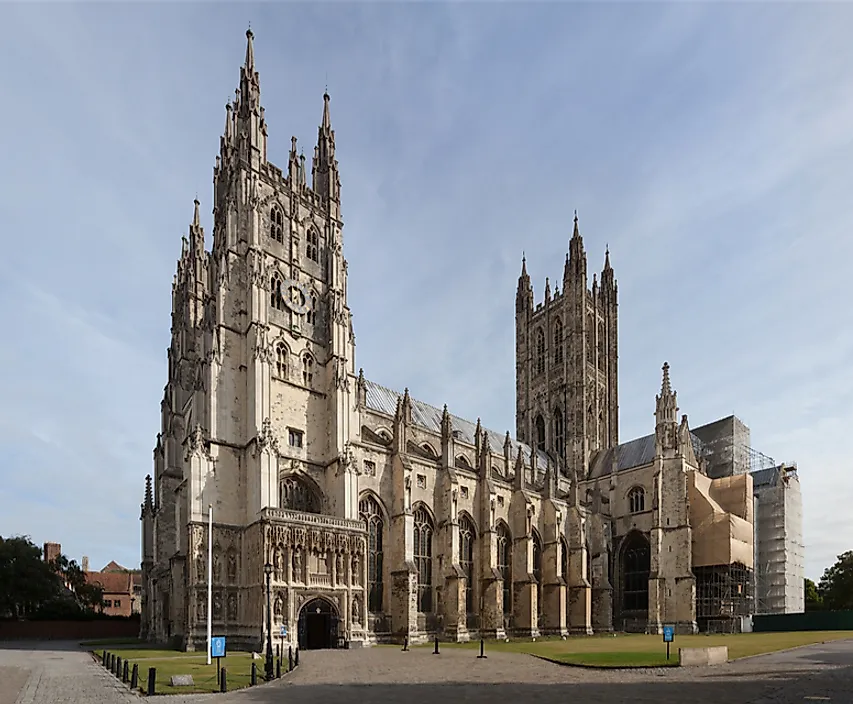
[307,228,319,262]
[586,312,594,364]
[622,532,650,611]
[598,322,605,370]
[532,531,543,616]
[270,206,284,243]
[554,407,564,456]
[359,495,384,613]
[496,523,512,618]
[414,507,433,612]
[270,273,284,310]
[628,487,645,514]
[535,415,546,452]
[459,514,475,614]
[535,328,545,375]
[275,342,288,378]
[279,476,320,513]
[302,355,314,385]
[560,537,569,582]
[553,318,563,366]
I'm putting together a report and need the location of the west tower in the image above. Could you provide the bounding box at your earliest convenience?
[514,214,618,478]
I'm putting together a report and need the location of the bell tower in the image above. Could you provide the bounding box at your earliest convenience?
[514,213,618,477]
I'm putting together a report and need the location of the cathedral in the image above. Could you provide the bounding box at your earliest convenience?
[141,31,778,651]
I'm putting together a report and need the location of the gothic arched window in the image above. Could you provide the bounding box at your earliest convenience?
[535,415,546,452]
[280,476,321,514]
[306,227,319,262]
[270,206,284,243]
[532,530,543,616]
[586,312,594,364]
[270,273,284,310]
[628,487,645,514]
[275,342,288,379]
[622,532,650,611]
[554,407,564,456]
[359,495,384,613]
[560,537,569,582]
[553,318,563,366]
[306,292,317,325]
[413,507,434,612]
[496,523,512,619]
[535,328,545,375]
[302,355,314,386]
[459,514,476,614]
[598,321,605,370]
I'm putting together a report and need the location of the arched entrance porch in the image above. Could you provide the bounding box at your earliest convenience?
[297,597,340,650]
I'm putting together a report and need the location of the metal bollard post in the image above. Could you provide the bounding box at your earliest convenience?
[123,659,129,682]
[295,647,300,667]
[477,638,487,659]
[115,656,122,677]
[277,643,281,660]
[220,667,227,693]
[402,635,409,652]
[130,664,138,691]
[103,650,108,667]
[251,662,257,686]
[147,668,156,696]
[433,635,440,655]
[288,646,293,671]
[276,658,281,678]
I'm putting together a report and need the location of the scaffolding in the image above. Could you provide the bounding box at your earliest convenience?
[694,562,754,633]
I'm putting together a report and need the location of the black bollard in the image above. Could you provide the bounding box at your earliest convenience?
[123,659,129,682]
[130,663,138,691]
[277,643,281,660]
[433,635,440,655]
[288,646,293,671]
[115,656,121,677]
[402,635,409,652]
[103,650,108,666]
[147,667,156,696]
[276,658,281,678]
[477,638,487,659]
[251,662,257,686]
[295,647,300,667]
[220,667,227,693]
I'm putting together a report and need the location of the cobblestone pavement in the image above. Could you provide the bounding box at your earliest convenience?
[1,638,850,704]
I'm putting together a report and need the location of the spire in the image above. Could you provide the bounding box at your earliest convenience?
[572,210,580,240]
[313,91,339,202]
[143,474,153,513]
[188,198,204,257]
[567,209,587,285]
[244,27,255,71]
[661,361,672,396]
[604,245,611,271]
[655,361,679,456]
[192,198,201,229]
[544,276,551,303]
[516,251,533,311]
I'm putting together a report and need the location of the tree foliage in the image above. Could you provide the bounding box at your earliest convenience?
[818,551,853,611]
[804,577,823,611]
[0,535,104,619]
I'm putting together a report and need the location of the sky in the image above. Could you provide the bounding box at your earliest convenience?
[0,2,851,583]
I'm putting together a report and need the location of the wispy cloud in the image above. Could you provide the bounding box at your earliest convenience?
[0,2,850,580]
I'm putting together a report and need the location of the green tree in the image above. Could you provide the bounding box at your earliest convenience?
[0,536,62,618]
[818,551,853,611]
[804,577,823,611]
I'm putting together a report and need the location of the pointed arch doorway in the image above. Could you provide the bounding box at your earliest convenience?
[297,597,339,650]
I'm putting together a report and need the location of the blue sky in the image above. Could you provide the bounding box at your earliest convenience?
[0,2,850,582]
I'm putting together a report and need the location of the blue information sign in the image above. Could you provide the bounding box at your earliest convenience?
[279,625,288,637]
[211,636,226,658]
[662,626,674,643]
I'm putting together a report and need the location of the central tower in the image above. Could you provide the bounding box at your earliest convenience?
[514,214,619,478]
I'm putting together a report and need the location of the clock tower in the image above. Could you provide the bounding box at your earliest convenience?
[173,29,359,538]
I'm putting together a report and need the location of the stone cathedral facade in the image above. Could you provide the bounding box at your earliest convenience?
[141,32,760,650]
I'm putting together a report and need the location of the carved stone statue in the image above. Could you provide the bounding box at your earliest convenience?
[274,595,283,618]
[227,551,238,583]
[227,593,238,621]
[196,595,207,621]
[335,552,343,578]
[351,554,360,585]
[292,549,302,578]
[274,545,284,576]
[213,592,223,619]
[352,597,361,624]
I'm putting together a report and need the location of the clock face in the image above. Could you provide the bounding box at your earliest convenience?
[282,279,310,315]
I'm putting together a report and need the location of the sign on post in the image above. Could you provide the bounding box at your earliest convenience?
[279,626,288,637]
[662,626,674,661]
[211,636,226,679]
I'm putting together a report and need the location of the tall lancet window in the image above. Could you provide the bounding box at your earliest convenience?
[270,273,284,310]
[496,523,512,619]
[598,322,605,370]
[414,507,434,612]
[553,318,563,365]
[270,206,284,243]
[554,407,564,457]
[459,515,476,614]
[535,328,545,375]
[535,415,546,452]
[307,228,319,262]
[359,495,384,613]
[532,531,543,616]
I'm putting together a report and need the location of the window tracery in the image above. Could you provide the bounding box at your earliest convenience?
[270,206,284,243]
[459,514,475,614]
[553,318,563,366]
[414,506,433,612]
[628,486,645,514]
[275,341,288,378]
[532,530,543,616]
[307,227,319,262]
[270,273,284,310]
[279,476,321,514]
[535,328,545,375]
[302,355,314,385]
[359,495,384,613]
[535,414,546,452]
[497,523,512,619]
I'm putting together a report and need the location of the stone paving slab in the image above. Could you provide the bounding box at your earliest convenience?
[0,638,849,704]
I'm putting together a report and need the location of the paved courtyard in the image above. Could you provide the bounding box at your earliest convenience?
[1,638,851,704]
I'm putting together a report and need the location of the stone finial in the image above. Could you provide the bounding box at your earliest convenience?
[244,27,255,70]
[144,474,153,510]
[504,431,512,450]
[660,362,671,396]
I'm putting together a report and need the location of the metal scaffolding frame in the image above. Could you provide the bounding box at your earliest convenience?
[694,562,754,633]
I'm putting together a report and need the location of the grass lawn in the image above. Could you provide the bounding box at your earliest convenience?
[94,647,285,693]
[439,631,853,668]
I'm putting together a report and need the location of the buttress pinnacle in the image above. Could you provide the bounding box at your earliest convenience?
[661,362,672,396]
[244,28,255,71]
